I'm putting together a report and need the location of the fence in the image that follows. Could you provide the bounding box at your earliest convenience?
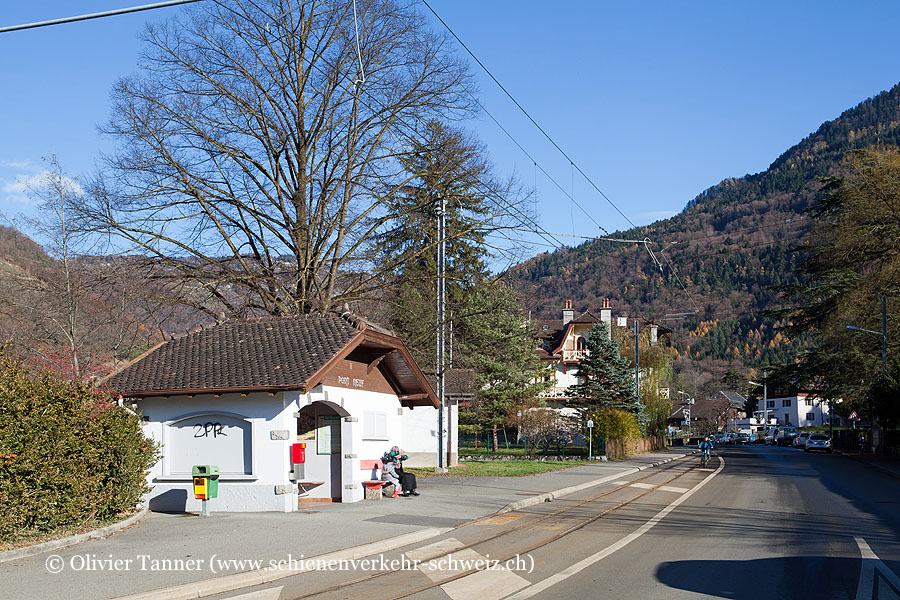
[458,430,591,457]
[604,436,666,460]
[458,431,666,459]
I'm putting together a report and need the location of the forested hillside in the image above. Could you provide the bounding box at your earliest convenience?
[510,82,900,375]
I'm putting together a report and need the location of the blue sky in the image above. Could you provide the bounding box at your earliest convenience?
[2,1,900,253]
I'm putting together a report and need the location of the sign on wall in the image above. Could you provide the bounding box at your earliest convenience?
[317,415,341,454]
[166,413,252,475]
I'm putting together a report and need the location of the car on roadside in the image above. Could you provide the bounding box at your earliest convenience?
[793,432,810,448]
[776,426,799,446]
[736,432,751,444]
[764,430,777,445]
[805,433,833,453]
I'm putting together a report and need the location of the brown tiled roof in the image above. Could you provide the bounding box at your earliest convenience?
[423,368,477,399]
[105,313,366,396]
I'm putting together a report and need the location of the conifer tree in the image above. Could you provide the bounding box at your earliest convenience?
[567,322,645,425]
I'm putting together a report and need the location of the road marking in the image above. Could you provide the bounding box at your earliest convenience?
[658,485,689,494]
[506,456,726,600]
[855,537,900,600]
[417,547,530,600]
[612,480,631,486]
[405,538,466,562]
[628,482,655,490]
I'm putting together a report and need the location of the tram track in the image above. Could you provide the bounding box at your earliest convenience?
[287,452,712,600]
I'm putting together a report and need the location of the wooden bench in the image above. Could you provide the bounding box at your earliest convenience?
[360,459,396,499]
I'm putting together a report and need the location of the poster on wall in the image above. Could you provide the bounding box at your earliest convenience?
[317,415,341,454]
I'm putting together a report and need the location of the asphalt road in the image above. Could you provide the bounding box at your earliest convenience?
[198,446,900,600]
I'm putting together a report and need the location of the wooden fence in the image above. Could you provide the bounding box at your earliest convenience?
[604,436,666,460]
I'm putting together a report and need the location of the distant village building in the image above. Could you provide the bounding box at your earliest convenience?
[756,392,835,428]
[533,299,668,412]
[105,312,449,512]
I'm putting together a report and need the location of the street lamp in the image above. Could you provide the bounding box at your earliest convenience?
[846,295,887,373]
[677,391,694,435]
[749,370,767,439]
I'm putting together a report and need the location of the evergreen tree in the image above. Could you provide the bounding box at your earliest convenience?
[375,120,493,367]
[456,283,552,451]
[567,322,645,425]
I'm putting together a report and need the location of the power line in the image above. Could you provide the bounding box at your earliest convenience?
[0,0,203,33]
[421,0,638,231]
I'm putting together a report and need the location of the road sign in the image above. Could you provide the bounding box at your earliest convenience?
[587,419,594,428]
[849,411,859,421]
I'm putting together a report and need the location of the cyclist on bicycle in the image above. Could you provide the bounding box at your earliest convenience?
[699,435,714,465]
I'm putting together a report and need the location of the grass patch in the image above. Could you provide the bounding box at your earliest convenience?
[407,459,596,478]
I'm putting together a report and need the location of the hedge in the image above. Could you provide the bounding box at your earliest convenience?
[587,408,643,441]
[0,351,158,543]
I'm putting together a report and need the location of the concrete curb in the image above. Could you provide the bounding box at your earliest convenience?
[0,505,149,564]
[114,527,450,600]
[496,450,696,514]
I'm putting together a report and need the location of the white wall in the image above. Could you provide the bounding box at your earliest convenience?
[138,392,296,513]
[758,395,831,428]
[139,385,454,512]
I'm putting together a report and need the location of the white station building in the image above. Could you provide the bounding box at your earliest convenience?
[105,312,453,512]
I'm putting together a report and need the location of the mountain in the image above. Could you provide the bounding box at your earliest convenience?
[508,82,900,377]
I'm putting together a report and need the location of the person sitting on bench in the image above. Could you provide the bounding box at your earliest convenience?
[383,446,419,497]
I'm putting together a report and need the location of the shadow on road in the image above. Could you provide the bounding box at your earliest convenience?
[656,556,858,599]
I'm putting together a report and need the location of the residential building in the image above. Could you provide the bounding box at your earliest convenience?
[533,299,667,410]
[757,393,833,428]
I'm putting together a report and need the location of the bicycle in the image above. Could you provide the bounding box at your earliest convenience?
[700,449,710,467]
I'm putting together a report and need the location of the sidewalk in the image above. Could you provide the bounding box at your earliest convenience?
[837,450,900,480]
[0,449,693,600]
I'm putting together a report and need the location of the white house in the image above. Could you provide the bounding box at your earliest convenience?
[105,312,452,512]
[533,299,665,409]
[757,393,833,428]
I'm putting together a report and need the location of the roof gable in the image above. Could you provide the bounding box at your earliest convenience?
[103,313,437,407]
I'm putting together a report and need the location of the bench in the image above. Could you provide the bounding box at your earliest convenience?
[360,459,396,499]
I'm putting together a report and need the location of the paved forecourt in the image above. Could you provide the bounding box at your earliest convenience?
[0,449,693,600]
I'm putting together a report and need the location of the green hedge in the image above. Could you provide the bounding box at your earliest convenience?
[587,409,642,441]
[0,352,158,543]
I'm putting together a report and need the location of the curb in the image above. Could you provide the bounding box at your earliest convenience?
[114,527,449,600]
[0,505,149,564]
[496,450,696,514]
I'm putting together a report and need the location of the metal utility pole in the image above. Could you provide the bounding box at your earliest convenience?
[883,295,888,374]
[436,193,446,470]
[634,320,640,402]
[749,372,768,437]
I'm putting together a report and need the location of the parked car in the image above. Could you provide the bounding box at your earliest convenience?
[793,432,810,448]
[764,429,777,445]
[776,426,799,446]
[805,434,833,453]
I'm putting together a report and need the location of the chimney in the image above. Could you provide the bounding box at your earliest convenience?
[600,297,612,338]
[562,299,574,326]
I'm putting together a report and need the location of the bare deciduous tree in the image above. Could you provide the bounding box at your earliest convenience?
[80,0,525,317]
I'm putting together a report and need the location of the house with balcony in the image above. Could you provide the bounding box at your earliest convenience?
[533,299,666,410]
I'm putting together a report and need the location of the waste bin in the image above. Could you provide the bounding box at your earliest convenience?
[192,465,219,499]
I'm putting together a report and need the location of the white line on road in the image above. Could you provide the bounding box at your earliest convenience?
[506,456,727,600]
[855,537,900,600]
[658,485,689,494]
[628,482,655,490]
